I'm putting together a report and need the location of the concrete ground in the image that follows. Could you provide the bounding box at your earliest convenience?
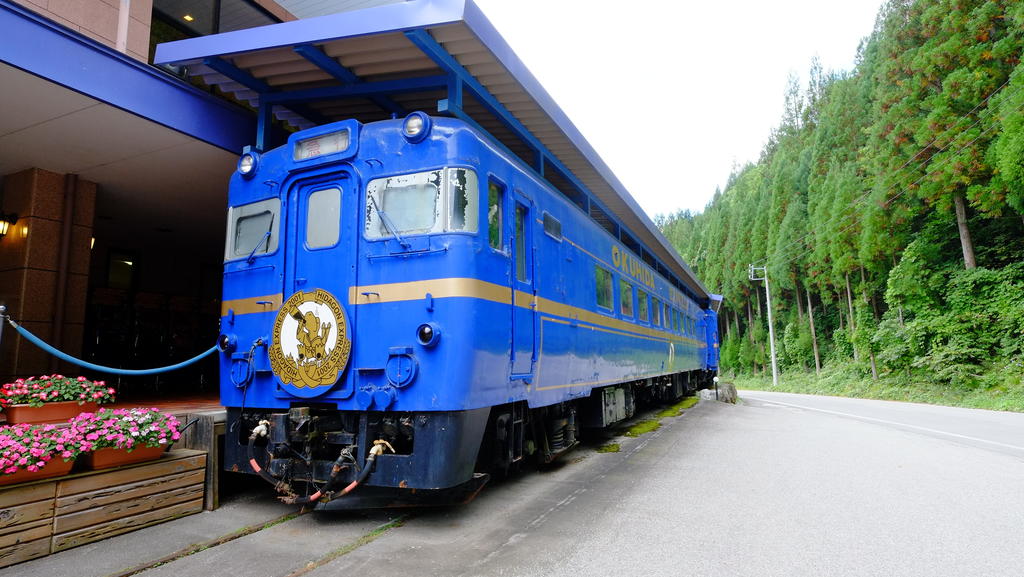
[6,393,1024,577]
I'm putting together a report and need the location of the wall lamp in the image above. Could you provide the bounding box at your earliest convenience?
[0,213,17,240]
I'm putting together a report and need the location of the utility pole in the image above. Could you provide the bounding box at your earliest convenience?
[749,264,779,388]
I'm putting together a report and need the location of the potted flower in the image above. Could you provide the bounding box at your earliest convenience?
[1,375,116,425]
[68,408,181,469]
[0,423,85,486]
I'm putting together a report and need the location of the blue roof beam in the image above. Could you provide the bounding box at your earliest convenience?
[262,74,449,106]
[404,29,641,260]
[406,29,696,299]
[406,30,556,176]
[204,56,329,140]
[292,44,405,116]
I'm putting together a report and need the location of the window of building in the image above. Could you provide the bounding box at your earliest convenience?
[637,289,649,322]
[153,0,278,37]
[107,251,136,290]
[596,266,613,310]
[488,180,504,251]
[306,187,340,248]
[620,279,634,318]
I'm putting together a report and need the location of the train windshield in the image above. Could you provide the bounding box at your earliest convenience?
[225,198,280,260]
[365,168,478,240]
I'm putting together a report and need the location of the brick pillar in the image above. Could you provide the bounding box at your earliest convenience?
[0,168,95,381]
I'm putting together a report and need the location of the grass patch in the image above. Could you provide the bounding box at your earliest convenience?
[732,364,1024,412]
[596,443,620,453]
[623,418,661,437]
[655,396,699,418]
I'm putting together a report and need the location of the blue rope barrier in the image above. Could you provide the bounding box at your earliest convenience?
[7,318,218,376]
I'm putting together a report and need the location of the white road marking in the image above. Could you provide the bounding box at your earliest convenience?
[754,397,1024,452]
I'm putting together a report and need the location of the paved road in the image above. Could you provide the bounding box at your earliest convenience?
[313,394,1024,577]
[739,390,1024,458]
[11,393,1024,577]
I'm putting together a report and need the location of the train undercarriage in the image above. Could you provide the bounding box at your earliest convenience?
[227,370,714,509]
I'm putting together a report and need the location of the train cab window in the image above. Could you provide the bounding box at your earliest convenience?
[447,168,479,233]
[487,180,504,251]
[225,197,279,260]
[620,279,634,318]
[365,170,443,239]
[306,187,340,248]
[637,289,649,322]
[595,266,613,310]
[652,298,662,327]
[542,212,562,240]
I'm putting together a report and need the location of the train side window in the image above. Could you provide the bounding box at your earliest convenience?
[225,197,279,260]
[620,279,634,318]
[542,212,562,240]
[306,187,340,248]
[447,168,479,233]
[637,289,649,322]
[515,203,528,282]
[487,180,504,251]
[652,298,662,327]
[595,266,613,310]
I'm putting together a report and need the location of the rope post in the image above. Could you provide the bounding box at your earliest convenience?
[0,305,7,351]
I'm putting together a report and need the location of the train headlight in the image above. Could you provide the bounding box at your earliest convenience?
[402,112,431,143]
[237,150,259,178]
[416,322,441,347]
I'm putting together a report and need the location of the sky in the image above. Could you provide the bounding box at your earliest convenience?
[472,0,885,219]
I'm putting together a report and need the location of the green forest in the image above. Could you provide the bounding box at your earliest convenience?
[659,0,1024,410]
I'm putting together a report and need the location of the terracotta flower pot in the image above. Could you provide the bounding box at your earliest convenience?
[0,458,74,486]
[84,445,166,470]
[2,401,99,425]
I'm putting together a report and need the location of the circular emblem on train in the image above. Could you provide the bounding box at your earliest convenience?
[269,289,351,390]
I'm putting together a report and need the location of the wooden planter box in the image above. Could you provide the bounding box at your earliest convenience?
[2,401,99,425]
[83,445,166,470]
[0,449,206,569]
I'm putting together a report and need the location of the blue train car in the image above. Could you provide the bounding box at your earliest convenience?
[217,113,720,506]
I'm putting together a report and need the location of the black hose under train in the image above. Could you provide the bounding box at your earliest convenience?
[247,431,376,506]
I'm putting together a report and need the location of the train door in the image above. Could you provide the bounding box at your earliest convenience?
[279,172,357,397]
[510,192,536,378]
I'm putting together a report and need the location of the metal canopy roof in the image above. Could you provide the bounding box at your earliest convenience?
[154,0,709,303]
